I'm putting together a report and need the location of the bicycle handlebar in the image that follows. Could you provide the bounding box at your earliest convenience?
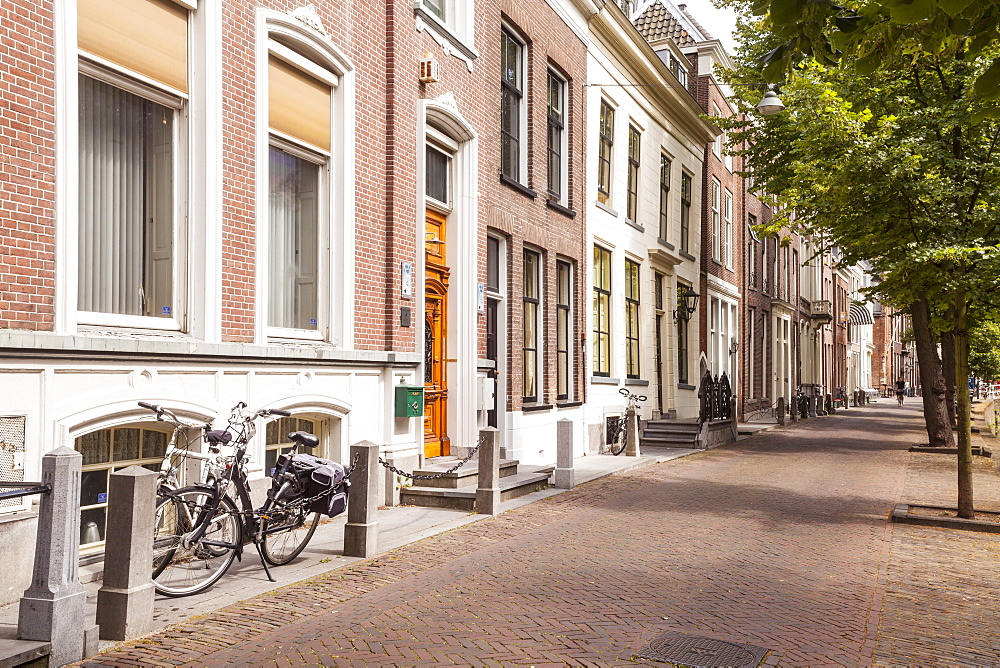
[618,387,647,402]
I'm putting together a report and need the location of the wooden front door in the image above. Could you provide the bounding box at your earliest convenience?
[424,210,450,458]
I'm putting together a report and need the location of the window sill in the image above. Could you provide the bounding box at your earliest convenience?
[625,378,649,386]
[268,327,325,342]
[679,251,696,262]
[500,174,537,199]
[657,238,675,250]
[625,219,644,233]
[546,198,576,218]
[591,376,620,385]
[595,201,618,217]
[77,311,183,331]
[413,6,479,67]
[522,403,553,412]
[677,383,696,391]
[557,400,583,408]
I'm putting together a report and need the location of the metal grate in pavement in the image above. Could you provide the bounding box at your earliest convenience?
[636,632,768,667]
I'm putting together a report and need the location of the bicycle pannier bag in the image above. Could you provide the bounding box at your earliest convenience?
[307,462,350,517]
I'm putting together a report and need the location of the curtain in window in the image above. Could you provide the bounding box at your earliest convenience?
[78,75,173,317]
[269,147,319,330]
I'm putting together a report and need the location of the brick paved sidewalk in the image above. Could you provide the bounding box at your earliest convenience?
[79,403,1000,667]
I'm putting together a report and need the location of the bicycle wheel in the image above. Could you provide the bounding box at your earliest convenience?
[152,487,241,597]
[261,501,320,566]
[609,418,627,456]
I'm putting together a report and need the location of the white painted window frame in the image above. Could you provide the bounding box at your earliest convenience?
[255,10,356,348]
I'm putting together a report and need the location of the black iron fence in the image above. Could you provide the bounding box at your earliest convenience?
[699,371,733,424]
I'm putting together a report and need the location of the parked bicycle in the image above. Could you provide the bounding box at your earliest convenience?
[139,401,350,597]
[609,387,646,455]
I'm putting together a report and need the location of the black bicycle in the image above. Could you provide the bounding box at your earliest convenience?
[610,387,646,455]
[141,401,348,597]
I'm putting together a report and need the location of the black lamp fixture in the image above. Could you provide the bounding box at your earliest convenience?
[673,286,700,323]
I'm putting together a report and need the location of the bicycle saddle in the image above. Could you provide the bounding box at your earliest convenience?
[288,431,319,448]
[205,430,233,444]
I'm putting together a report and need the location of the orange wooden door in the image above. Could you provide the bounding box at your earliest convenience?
[424,210,450,458]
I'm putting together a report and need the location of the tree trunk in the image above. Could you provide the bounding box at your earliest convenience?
[954,293,974,519]
[942,329,957,428]
[911,299,954,447]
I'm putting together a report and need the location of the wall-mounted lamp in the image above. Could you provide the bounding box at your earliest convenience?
[425,232,444,246]
[672,286,700,323]
[729,339,739,355]
[756,84,785,116]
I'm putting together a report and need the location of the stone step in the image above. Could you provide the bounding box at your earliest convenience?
[643,425,701,436]
[406,458,520,489]
[400,466,553,511]
[641,434,699,445]
[0,627,50,668]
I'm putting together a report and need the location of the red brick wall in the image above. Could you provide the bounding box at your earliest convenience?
[404,1,588,410]
[0,1,56,330]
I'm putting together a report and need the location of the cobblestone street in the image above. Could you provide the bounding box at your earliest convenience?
[82,403,1000,667]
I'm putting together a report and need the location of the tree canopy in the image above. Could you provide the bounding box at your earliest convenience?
[739,0,1000,105]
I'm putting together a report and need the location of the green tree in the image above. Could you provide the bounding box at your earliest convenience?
[969,320,1000,382]
[741,0,1000,106]
[721,16,1000,517]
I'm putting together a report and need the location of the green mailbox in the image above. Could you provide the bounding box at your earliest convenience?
[394,384,424,417]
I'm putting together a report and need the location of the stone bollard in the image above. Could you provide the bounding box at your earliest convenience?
[476,428,501,515]
[625,406,640,457]
[97,466,157,641]
[554,420,574,489]
[19,446,95,666]
[344,441,380,558]
[776,396,786,426]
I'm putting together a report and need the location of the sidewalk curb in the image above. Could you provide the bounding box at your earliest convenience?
[890,502,1000,534]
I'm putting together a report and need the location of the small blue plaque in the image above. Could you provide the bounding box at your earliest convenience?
[97,492,108,503]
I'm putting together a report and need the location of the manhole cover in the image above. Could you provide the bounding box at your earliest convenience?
[636,632,768,667]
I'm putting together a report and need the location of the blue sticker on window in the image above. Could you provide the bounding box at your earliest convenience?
[310,318,317,325]
[97,492,108,503]
[162,306,172,315]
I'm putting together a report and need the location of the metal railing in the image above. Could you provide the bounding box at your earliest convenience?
[0,481,50,502]
[698,371,733,424]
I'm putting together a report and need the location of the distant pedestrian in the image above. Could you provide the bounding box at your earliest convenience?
[895,377,906,406]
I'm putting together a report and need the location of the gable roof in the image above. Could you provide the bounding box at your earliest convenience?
[634,0,697,46]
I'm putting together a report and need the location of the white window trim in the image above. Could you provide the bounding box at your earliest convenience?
[724,190,733,270]
[555,258,574,401]
[74,56,189,332]
[547,68,569,206]
[711,179,721,262]
[501,23,528,185]
[425,131,455,213]
[256,10,356,348]
[522,248,544,402]
[413,0,478,70]
[57,0,224,339]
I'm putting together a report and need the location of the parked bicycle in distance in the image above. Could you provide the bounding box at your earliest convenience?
[139,401,351,597]
[610,387,646,456]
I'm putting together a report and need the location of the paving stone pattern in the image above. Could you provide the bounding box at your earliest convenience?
[80,403,1000,667]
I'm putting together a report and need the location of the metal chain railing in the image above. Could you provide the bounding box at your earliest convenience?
[378,435,486,480]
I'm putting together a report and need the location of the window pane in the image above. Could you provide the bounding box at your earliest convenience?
[142,429,168,459]
[487,237,501,292]
[113,428,141,462]
[78,75,174,318]
[269,147,320,330]
[76,430,111,466]
[426,145,449,203]
[425,0,445,20]
[524,251,538,298]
